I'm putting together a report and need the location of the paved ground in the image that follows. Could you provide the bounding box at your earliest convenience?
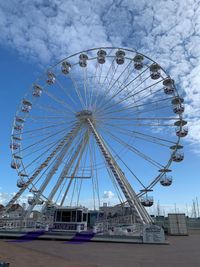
[0,230,200,267]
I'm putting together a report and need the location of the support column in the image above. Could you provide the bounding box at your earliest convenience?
[4,123,81,214]
[60,131,90,206]
[46,130,90,206]
[24,123,81,218]
[87,118,153,224]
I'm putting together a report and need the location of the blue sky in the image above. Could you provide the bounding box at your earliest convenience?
[0,0,200,214]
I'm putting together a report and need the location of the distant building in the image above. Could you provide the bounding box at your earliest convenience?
[31,210,42,221]
[8,204,24,218]
[0,204,4,216]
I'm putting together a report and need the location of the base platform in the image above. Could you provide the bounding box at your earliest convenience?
[0,230,168,244]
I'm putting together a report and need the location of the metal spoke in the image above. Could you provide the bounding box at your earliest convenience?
[102,127,164,168]
[102,124,176,149]
[19,125,75,153]
[104,140,146,189]
[96,66,149,112]
[68,72,86,109]
[42,88,76,114]
[98,78,164,114]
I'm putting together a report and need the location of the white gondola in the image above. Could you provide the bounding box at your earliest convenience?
[18,172,28,178]
[170,144,183,150]
[97,49,107,64]
[46,72,56,84]
[11,159,21,169]
[15,117,25,123]
[116,50,125,65]
[17,178,27,188]
[14,124,23,131]
[172,150,184,162]
[14,155,22,159]
[160,175,172,186]
[10,143,20,150]
[36,199,44,205]
[176,126,188,137]
[12,136,22,141]
[28,196,34,205]
[21,104,31,113]
[21,99,32,113]
[150,63,161,79]
[171,96,184,105]
[22,99,32,106]
[159,168,172,173]
[32,84,42,97]
[79,54,88,67]
[173,104,184,114]
[61,61,71,74]
[141,196,154,207]
[174,120,187,127]
[133,54,144,70]
[29,188,38,193]
[163,78,175,94]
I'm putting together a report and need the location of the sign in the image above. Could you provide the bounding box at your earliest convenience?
[53,223,85,231]
[168,213,188,235]
[142,224,165,243]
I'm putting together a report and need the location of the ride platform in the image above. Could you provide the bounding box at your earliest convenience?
[0,229,168,244]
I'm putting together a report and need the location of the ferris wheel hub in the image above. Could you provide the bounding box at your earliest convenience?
[76,110,93,122]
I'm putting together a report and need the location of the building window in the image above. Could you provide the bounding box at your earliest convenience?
[83,213,87,222]
[56,211,61,222]
[77,211,82,222]
[62,211,71,222]
[71,211,76,222]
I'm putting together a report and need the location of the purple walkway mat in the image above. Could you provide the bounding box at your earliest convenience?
[6,230,45,243]
[66,231,95,244]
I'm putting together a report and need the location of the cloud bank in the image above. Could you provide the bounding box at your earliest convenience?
[103,190,114,199]
[0,0,200,151]
[0,191,31,206]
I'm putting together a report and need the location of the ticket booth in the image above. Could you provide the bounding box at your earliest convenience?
[53,207,88,232]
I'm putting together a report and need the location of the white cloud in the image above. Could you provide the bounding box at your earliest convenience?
[0,191,31,206]
[0,192,13,205]
[103,190,114,199]
[0,0,111,63]
[0,0,200,151]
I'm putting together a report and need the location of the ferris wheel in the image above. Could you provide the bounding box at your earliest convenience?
[7,47,188,224]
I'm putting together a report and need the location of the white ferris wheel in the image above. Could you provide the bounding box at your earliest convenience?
[7,47,188,224]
